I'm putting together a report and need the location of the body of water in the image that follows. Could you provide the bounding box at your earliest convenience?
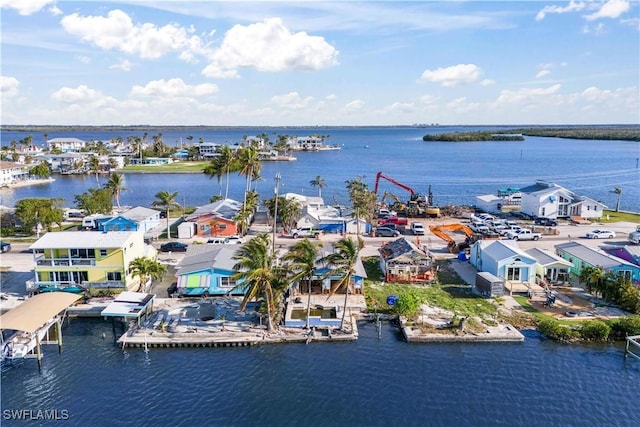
[1,320,639,427]
[1,126,639,212]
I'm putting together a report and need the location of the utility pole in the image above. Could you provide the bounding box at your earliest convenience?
[272,172,281,258]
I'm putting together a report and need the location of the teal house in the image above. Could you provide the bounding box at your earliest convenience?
[174,245,246,297]
[555,241,640,284]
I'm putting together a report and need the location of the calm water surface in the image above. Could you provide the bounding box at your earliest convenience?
[1,127,638,212]
[1,320,639,427]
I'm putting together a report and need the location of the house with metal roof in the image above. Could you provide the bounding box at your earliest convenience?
[174,245,245,297]
[555,241,640,283]
[470,240,537,285]
[46,137,86,152]
[525,247,573,284]
[602,245,640,268]
[378,238,434,283]
[519,181,606,220]
[27,231,155,294]
[98,206,161,233]
[186,198,243,237]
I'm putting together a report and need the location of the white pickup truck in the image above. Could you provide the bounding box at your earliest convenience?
[506,229,541,241]
[291,227,321,239]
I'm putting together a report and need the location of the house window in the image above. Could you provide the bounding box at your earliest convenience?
[587,206,590,211]
[618,270,632,282]
[219,224,227,230]
[507,267,521,281]
[107,272,122,281]
[219,277,236,288]
[70,248,95,258]
[100,249,108,257]
[541,208,545,216]
[200,225,206,231]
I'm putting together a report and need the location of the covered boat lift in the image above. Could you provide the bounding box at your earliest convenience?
[0,292,80,369]
[101,292,154,326]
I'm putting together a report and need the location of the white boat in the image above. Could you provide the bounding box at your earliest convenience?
[1,316,57,364]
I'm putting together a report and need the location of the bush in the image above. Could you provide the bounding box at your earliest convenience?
[538,318,579,341]
[608,316,640,339]
[579,320,611,342]
[394,293,422,316]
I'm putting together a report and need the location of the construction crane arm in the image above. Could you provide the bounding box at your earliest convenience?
[374,172,415,196]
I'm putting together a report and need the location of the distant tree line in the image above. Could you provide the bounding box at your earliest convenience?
[423,126,640,142]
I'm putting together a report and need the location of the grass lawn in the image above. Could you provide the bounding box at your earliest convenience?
[599,210,640,223]
[122,161,209,173]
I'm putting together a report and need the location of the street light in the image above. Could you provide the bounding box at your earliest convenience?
[272,172,281,258]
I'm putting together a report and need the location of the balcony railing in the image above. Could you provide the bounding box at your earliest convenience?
[26,280,125,292]
[35,256,96,266]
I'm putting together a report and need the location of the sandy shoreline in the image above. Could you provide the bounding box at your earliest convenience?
[1,177,55,189]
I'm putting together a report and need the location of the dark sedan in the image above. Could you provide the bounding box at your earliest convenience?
[160,242,188,252]
[375,227,400,237]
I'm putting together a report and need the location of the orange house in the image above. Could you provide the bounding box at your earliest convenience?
[186,199,242,237]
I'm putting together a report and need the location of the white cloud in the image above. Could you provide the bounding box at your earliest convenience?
[1,76,20,97]
[536,69,551,78]
[480,79,496,86]
[110,59,132,71]
[420,64,482,87]
[420,94,440,105]
[325,94,337,101]
[446,97,480,114]
[496,84,562,105]
[51,85,104,104]
[60,9,208,61]
[76,55,91,65]
[130,78,218,98]
[535,1,587,21]
[342,100,364,113]
[585,0,630,21]
[202,18,339,78]
[0,0,55,16]
[270,91,314,109]
[386,102,415,113]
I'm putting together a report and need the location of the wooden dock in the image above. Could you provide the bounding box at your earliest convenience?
[625,335,640,360]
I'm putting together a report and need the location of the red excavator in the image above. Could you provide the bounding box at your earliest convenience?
[373,172,440,217]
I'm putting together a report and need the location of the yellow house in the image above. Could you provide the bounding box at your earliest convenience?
[27,231,156,294]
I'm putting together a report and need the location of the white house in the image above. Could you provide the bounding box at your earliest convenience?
[47,137,86,152]
[0,161,29,185]
[519,181,606,220]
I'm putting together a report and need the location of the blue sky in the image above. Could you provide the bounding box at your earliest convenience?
[1,0,638,126]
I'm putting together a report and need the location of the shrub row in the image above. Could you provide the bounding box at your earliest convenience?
[538,316,640,342]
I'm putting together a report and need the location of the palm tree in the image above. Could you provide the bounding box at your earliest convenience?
[612,187,622,212]
[152,191,180,239]
[104,173,129,208]
[88,155,101,184]
[230,233,279,331]
[285,238,322,329]
[321,237,362,331]
[129,257,167,292]
[310,175,326,198]
[237,146,262,204]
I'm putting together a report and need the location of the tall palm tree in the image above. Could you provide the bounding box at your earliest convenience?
[230,233,279,331]
[322,237,362,331]
[89,155,101,184]
[104,173,129,208]
[285,238,322,329]
[237,146,262,204]
[152,191,180,239]
[310,175,326,198]
[129,257,167,292]
[612,187,623,212]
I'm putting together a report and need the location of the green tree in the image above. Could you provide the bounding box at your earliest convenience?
[15,198,65,233]
[263,196,301,233]
[88,155,101,184]
[203,145,237,199]
[237,146,262,204]
[285,238,322,329]
[321,237,363,331]
[29,161,51,178]
[152,191,180,239]
[74,188,113,215]
[128,257,167,292]
[104,173,129,208]
[345,176,377,237]
[230,233,279,331]
[310,175,326,198]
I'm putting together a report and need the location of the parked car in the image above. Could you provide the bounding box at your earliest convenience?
[534,217,558,227]
[207,238,226,245]
[0,241,11,253]
[586,229,616,239]
[160,242,188,252]
[411,222,425,235]
[224,236,245,244]
[379,216,408,226]
[375,227,400,237]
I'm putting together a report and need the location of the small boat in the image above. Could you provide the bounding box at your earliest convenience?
[364,145,370,149]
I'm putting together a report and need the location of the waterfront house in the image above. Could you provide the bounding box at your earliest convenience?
[555,241,640,283]
[27,231,155,294]
[475,187,521,214]
[525,247,573,285]
[98,207,161,233]
[0,161,29,186]
[35,152,90,174]
[470,240,537,292]
[46,137,86,152]
[196,142,222,159]
[378,238,434,283]
[519,181,606,220]
[286,136,334,151]
[174,245,244,297]
[186,199,243,237]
